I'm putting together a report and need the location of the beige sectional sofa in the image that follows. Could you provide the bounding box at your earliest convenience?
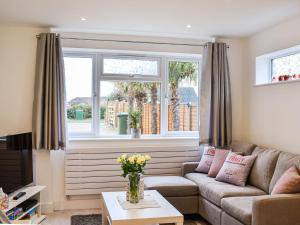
[144,142,300,225]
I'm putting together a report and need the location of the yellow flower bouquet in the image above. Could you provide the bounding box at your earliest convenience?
[117,154,151,203]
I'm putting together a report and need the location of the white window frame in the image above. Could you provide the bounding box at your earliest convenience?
[165,57,201,137]
[102,54,161,80]
[64,49,201,138]
[255,45,300,86]
[64,52,98,138]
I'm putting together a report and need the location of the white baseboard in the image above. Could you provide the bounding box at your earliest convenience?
[41,201,54,214]
[53,198,102,211]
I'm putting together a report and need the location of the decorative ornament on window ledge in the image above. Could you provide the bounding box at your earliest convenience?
[272,74,300,82]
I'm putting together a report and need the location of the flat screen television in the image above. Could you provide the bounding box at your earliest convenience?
[0,132,33,194]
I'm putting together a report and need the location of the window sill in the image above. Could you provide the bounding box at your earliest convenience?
[69,136,198,141]
[68,136,199,148]
[254,78,300,87]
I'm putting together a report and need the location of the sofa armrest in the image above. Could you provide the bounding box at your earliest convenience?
[252,194,300,225]
[181,162,198,176]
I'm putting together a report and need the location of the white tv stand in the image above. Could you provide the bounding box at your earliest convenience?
[3,185,47,224]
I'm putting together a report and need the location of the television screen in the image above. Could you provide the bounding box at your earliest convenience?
[0,132,33,194]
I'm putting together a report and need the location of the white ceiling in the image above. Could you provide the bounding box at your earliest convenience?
[0,0,300,38]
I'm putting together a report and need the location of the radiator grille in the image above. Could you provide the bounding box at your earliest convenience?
[65,146,200,195]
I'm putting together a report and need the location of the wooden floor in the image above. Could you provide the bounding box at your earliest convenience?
[43,209,209,225]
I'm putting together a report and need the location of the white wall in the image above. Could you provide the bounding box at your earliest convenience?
[243,15,300,154]
[0,26,246,212]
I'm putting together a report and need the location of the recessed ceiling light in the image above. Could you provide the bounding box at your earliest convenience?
[186,24,191,29]
[81,17,87,21]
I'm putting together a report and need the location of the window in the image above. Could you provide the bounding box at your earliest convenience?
[168,61,199,133]
[64,52,200,138]
[103,56,159,77]
[64,56,94,136]
[100,81,161,136]
[272,52,300,82]
[255,45,300,86]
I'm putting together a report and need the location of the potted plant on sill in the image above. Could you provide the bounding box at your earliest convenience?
[129,110,142,138]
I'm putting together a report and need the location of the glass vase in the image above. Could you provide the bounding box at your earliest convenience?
[128,172,141,203]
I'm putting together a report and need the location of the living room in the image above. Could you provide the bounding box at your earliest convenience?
[0,1,300,225]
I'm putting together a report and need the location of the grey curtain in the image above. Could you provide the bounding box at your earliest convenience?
[199,42,232,147]
[32,33,66,150]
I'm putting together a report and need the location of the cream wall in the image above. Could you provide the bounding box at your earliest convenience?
[243,15,300,154]
[0,26,45,135]
[0,26,55,212]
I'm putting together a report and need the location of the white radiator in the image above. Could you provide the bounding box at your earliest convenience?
[65,146,201,196]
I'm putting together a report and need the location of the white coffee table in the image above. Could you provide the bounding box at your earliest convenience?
[101,190,184,225]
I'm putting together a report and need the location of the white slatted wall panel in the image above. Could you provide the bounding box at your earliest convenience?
[65,146,201,196]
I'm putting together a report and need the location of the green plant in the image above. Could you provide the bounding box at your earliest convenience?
[129,110,141,129]
[117,154,151,203]
[100,106,106,119]
[67,104,92,119]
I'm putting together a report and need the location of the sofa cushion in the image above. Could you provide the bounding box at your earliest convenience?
[269,152,300,193]
[271,166,300,195]
[195,146,216,173]
[208,149,229,178]
[221,196,255,225]
[185,173,266,206]
[215,152,257,186]
[230,141,256,156]
[248,147,280,193]
[144,176,198,197]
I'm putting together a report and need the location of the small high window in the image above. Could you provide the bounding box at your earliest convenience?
[255,45,300,86]
[272,52,300,82]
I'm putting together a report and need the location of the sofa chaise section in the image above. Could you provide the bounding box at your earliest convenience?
[144,176,199,214]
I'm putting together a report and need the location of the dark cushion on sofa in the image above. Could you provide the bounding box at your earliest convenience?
[230,141,256,155]
[248,147,281,193]
[144,176,198,197]
[221,196,255,225]
[269,152,300,193]
[185,173,266,206]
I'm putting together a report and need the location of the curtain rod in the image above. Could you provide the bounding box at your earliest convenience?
[35,35,229,48]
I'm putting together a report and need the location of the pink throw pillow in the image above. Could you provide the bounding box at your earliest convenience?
[208,149,230,178]
[215,152,256,186]
[195,146,216,173]
[271,166,300,195]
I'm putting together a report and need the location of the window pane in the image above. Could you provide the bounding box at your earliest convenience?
[65,57,93,134]
[103,58,159,76]
[100,81,161,136]
[272,52,300,82]
[168,61,199,132]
